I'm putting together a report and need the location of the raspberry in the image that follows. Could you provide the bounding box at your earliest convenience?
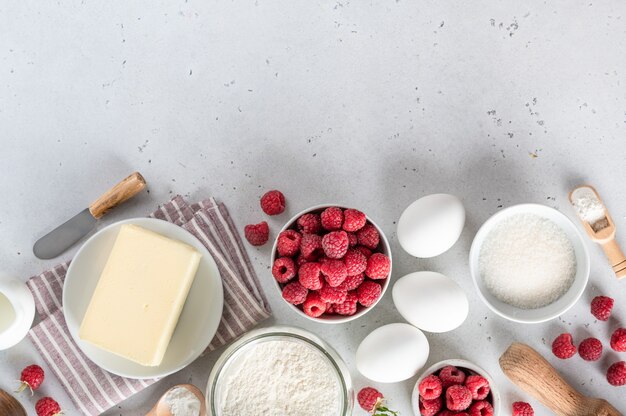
[17,364,45,394]
[326,303,336,314]
[244,221,269,246]
[469,400,494,416]
[320,206,343,230]
[607,361,626,386]
[355,245,373,258]
[281,282,308,305]
[343,208,367,232]
[345,248,367,276]
[302,291,326,317]
[419,396,442,416]
[418,374,443,400]
[35,397,62,416]
[272,257,296,283]
[591,295,614,321]
[260,190,285,215]
[552,333,577,359]
[357,281,382,307]
[610,328,626,352]
[295,254,308,267]
[365,253,391,280]
[277,229,302,257]
[464,375,490,400]
[320,259,348,287]
[357,387,397,414]
[439,366,466,388]
[320,284,348,304]
[297,213,321,234]
[578,337,603,361]
[347,232,358,247]
[298,262,324,290]
[322,230,349,259]
[440,412,467,416]
[446,385,472,411]
[300,233,323,260]
[357,223,380,249]
[512,401,534,416]
[334,290,358,316]
[343,273,365,290]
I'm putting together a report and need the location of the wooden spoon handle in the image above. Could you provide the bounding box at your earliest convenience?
[601,239,626,279]
[89,172,146,219]
[0,389,27,416]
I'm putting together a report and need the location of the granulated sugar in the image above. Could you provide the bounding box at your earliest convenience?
[219,339,341,416]
[479,213,576,309]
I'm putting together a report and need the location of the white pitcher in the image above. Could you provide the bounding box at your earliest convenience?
[0,273,35,350]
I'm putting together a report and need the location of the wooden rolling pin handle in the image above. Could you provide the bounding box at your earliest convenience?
[499,343,622,416]
[89,172,146,219]
[601,239,626,279]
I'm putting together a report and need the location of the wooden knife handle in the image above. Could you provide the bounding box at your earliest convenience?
[499,343,622,416]
[89,172,146,219]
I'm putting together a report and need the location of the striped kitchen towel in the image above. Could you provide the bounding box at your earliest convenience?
[26,196,271,415]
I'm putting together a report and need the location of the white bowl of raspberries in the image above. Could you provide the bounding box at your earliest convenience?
[412,359,501,416]
[270,204,392,323]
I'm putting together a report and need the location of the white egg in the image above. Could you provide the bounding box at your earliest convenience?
[393,271,469,333]
[356,323,429,383]
[397,194,465,258]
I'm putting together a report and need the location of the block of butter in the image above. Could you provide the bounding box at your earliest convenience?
[79,224,202,366]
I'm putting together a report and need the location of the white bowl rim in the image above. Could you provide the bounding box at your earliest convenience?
[469,203,590,324]
[411,358,501,415]
[270,203,392,324]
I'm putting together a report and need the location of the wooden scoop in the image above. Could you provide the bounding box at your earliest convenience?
[0,389,27,416]
[146,384,207,416]
[569,185,626,280]
[500,343,622,416]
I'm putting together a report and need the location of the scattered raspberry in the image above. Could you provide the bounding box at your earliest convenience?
[343,273,365,290]
[591,295,614,321]
[322,230,349,259]
[35,397,62,416]
[357,387,398,415]
[419,396,442,416]
[297,213,322,234]
[300,233,323,260]
[365,253,391,280]
[320,284,348,304]
[469,400,494,416]
[345,248,367,276]
[302,292,326,318]
[439,366,466,388]
[512,401,534,416]
[578,337,603,361]
[357,281,382,307]
[446,385,472,411]
[17,364,44,394]
[281,282,308,305]
[552,333,577,359]
[276,229,302,257]
[607,361,626,386]
[298,262,324,290]
[355,245,373,258]
[418,374,443,400]
[357,223,380,249]
[334,291,358,316]
[260,190,285,215]
[272,257,296,283]
[464,375,490,400]
[343,208,367,232]
[321,259,348,287]
[320,206,343,230]
[347,232,358,247]
[244,221,269,246]
[610,328,626,352]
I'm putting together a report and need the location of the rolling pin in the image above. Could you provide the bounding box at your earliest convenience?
[499,343,622,416]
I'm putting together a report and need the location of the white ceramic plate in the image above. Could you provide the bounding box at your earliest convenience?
[63,218,224,379]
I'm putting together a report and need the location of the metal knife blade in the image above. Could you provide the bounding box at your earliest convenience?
[33,208,97,259]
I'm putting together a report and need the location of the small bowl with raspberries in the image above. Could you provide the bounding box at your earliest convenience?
[412,359,501,416]
[270,204,392,323]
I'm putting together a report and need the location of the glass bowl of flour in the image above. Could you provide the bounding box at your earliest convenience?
[206,326,353,416]
[469,204,590,323]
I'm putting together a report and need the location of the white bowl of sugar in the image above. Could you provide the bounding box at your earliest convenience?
[469,204,590,323]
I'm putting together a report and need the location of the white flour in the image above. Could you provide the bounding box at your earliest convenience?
[164,386,200,416]
[220,339,341,415]
[571,187,606,228]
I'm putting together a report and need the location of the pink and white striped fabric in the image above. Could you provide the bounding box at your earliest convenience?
[26,196,271,415]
